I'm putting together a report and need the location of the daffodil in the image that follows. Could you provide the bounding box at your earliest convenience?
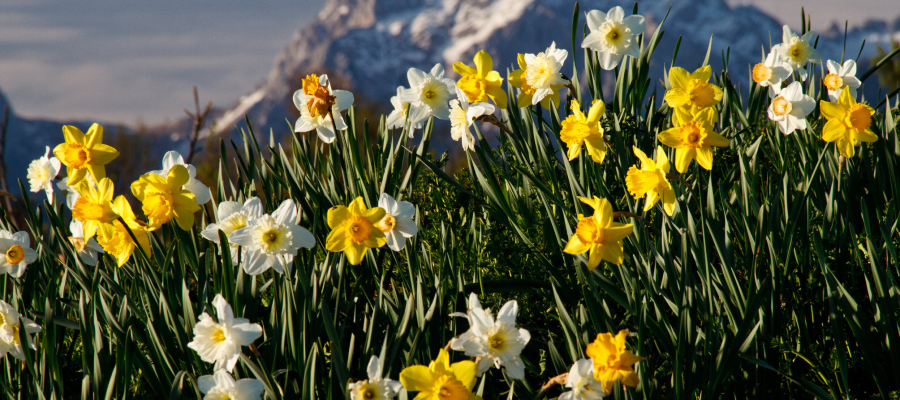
[27,146,61,203]
[0,230,37,278]
[401,64,457,120]
[97,196,152,267]
[449,86,495,151]
[560,359,605,400]
[772,25,822,81]
[625,146,676,216]
[71,177,118,240]
[820,86,877,158]
[187,294,263,372]
[560,100,607,163]
[201,197,264,264]
[52,123,119,186]
[131,164,201,230]
[824,59,861,102]
[581,6,645,70]
[657,107,729,173]
[57,176,90,209]
[326,197,386,265]
[149,151,211,205]
[229,199,316,275]
[376,193,418,252]
[767,81,815,135]
[586,330,644,393]
[751,51,792,95]
[0,300,41,361]
[400,348,478,400]
[449,293,530,380]
[563,196,633,270]
[293,74,354,143]
[67,220,104,267]
[663,65,723,112]
[348,356,403,400]
[509,42,569,108]
[198,370,264,400]
[453,50,507,109]
[386,86,430,134]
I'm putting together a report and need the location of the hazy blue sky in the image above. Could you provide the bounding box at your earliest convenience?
[1,0,897,125]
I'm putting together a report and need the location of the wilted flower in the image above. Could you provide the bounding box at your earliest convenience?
[149,151,212,205]
[820,86,877,158]
[751,51,792,95]
[509,42,569,108]
[97,196,152,267]
[131,165,200,230]
[0,300,41,361]
[767,81,815,135]
[400,348,477,400]
[401,64,457,120]
[824,59,861,102]
[187,294,263,372]
[52,123,119,186]
[293,74,354,143]
[657,107,729,173]
[201,197,264,264]
[560,100,607,163]
[586,329,644,393]
[664,65,723,112]
[198,370,264,400]
[229,199,315,275]
[453,50,507,109]
[625,146,676,216]
[348,356,403,400]
[772,25,822,81]
[71,177,118,240]
[449,293,530,380]
[564,196,633,270]
[0,230,37,278]
[67,220,104,266]
[325,197,386,265]
[581,6,645,70]
[560,359,605,400]
[449,86,495,151]
[376,193,418,252]
[26,146,61,203]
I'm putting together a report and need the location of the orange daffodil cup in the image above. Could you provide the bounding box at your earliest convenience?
[326,197,387,265]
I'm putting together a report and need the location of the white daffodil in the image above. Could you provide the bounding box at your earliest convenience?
[68,220,104,266]
[523,42,569,105]
[752,50,793,95]
[560,359,605,400]
[0,230,37,278]
[201,197,264,264]
[386,86,430,136]
[348,356,403,400]
[449,86,495,152]
[581,6,645,70]
[198,369,265,400]
[149,151,212,204]
[400,64,457,120]
[824,59,861,102]
[26,146,61,204]
[767,81,815,135]
[449,293,531,380]
[772,25,822,81]
[375,193,418,252]
[293,74,354,143]
[187,294,263,372]
[229,199,315,275]
[0,300,41,361]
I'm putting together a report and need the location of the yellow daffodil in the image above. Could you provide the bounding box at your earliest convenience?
[400,348,478,400]
[564,196,633,270]
[97,196,152,267]
[52,123,119,186]
[819,86,877,158]
[663,66,722,113]
[131,165,200,230]
[625,146,676,216]
[657,107,729,173]
[71,178,119,240]
[560,100,607,163]
[453,50,507,109]
[326,197,386,265]
[586,329,645,393]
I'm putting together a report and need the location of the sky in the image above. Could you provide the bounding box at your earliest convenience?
[0,0,897,125]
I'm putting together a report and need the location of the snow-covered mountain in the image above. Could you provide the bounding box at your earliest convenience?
[212,0,900,136]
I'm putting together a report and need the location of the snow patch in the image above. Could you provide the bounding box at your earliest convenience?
[214,88,266,135]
